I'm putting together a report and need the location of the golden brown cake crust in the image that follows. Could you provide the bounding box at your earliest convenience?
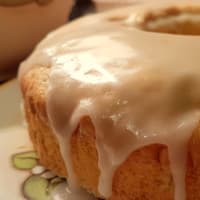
[20,63,200,200]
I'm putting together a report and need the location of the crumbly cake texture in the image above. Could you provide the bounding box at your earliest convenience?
[19,3,200,200]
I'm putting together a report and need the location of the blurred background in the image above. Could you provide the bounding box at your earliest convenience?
[0,0,144,82]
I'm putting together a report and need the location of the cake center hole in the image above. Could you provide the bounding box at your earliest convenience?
[138,9,200,35]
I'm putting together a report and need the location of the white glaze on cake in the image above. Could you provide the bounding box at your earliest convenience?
[51,182,98,200]
[19,1,200,199]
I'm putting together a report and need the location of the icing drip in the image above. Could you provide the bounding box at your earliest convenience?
[46,31,200,199]
[19,1,200,199]
[51,182,98,200]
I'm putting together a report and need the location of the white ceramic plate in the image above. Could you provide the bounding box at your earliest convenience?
[0,80,68,200]
[0,79,33,200]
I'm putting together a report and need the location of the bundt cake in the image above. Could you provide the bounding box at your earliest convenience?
[19,1,200,199]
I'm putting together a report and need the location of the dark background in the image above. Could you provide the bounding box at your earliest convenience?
[69,0,95,20]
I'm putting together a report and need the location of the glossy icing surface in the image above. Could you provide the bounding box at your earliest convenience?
[51,182,98,200]
[20,1,200,199]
